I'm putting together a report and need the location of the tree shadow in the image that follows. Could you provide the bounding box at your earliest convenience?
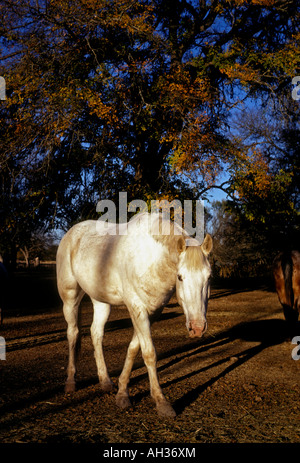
[0,315,295,429]
[224,318,293,345]
[171,318,294,415]
[105,310,181,333]
[128,317,294,414]
[173,343,263,415]
[209,287,259,300]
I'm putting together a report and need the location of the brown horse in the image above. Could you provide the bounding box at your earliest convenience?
[273,250,300,327]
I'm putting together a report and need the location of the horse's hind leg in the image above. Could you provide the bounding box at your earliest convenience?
[91,299,114,392]
[116,331,140,409]
[63,287,84,393]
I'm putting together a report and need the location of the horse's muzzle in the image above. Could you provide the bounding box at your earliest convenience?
[188,320,207,338]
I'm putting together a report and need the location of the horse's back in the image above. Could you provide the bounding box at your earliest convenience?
[57,220,101,261]
[57,220,125,304]
[56,215,177,308]
[56,221,99,294]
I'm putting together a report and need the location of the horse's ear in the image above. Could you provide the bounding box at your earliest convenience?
[201,234,213,256]
[177,236,186,253]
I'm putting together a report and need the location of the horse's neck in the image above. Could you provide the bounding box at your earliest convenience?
[124,233,177,283]
[131,251,177,311]
[139,246,177,298]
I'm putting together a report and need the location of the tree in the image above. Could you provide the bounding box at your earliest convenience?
[17,231,58,266]
[227,96,299,250]
[0,0,299,262]
[209,200,273,279]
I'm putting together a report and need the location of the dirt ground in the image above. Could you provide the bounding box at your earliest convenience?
[0,272,300,448]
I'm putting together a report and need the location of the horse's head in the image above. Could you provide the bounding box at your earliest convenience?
[175,234,213,338]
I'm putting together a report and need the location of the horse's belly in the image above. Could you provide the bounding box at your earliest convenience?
[82,281,124,305]
[94,288,124,305]
[74,266,124,305]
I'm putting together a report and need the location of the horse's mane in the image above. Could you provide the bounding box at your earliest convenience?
[128,212,206,269]
[184,246,206,269]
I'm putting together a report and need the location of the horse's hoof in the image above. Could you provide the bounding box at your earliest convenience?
[157,402,176,418]
[65,381,76,393]
[116,393,132,409]
[101,379,114,393]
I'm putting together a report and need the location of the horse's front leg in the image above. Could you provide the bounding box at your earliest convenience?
[129,307,176,418]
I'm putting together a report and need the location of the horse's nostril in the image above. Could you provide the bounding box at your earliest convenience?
[188,320,206,338]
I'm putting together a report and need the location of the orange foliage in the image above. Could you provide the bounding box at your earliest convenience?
[232,148,273,200]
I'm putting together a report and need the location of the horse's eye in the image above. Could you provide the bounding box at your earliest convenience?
[177,274,183,282]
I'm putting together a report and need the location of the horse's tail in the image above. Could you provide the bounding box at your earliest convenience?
[281,252,294,309]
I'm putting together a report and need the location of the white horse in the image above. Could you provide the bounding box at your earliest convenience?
[56,212,213,418]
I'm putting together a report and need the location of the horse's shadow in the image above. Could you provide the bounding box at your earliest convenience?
[128,318,295,415]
